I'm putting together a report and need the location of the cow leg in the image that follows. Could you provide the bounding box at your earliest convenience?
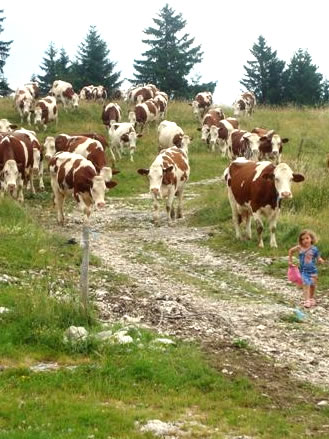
[152,194,160,226]
[39,160,45,191]
[129,147,135,162]
[55,192,65,225]
[228,189,242,240]
[166,190,175,225]
[245,213,252,240]
[268,210,279,248]
[26,169,36,194]
[253,212,264,248]
[16,174,24,203]
[176,189,184,219]
[108,147,116,162]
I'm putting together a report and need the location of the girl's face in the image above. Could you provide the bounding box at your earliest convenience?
[301,233,312,247]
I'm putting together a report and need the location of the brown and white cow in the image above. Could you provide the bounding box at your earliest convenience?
[158,120,191,151]
[153,93,168,119]
[137,143,190,226]
[55,135,115,186]
[0,133,34,201]
[50,80,79,109]
[49,152,107,225]
[128,99,159,134]
[13,128,44,191]
[33,96,58,131]
[225,158,304,247]
[198,108,226,146]
[44,133,109,160]
[102,103,121,126]
[190,92,213,122]
[127,85,157,103]
[92,85,107,103]
[107,122,142,162]
[251,128,289,164]
[24,82,40,99]
[208,118,239,155]
[233,91,256,117]
[80,85,95,100]
[228,130,262,161]
[14,87,34,125]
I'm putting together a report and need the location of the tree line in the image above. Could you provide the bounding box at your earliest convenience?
[0,5,328,105]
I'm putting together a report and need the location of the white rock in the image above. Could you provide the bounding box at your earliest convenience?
[0,307,10,314]
[153,338,176,345]
[139,419,178,436]
[317,400,329,406]
[65,326,88,341]
[95,330,113,341]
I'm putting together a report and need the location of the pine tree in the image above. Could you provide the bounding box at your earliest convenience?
[321,79,329,105]
[37,42,59,94]
[132,4,215,99]
[284,49,323,106]
[56,48,71,81]
[241,35,285,105]
[71,26,122,94]
[0,9,13,95]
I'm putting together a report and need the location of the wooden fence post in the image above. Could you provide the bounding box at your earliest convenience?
[80,224,90,309]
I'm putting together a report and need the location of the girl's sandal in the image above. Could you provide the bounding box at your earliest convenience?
[304,300,311,308]
[310,298,316,307]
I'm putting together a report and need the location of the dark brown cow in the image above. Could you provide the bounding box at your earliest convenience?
[228,130,262,160]
[251,127,289,164]
[49,152,108,225]
[225,158,304,247]
[102,103,121,126]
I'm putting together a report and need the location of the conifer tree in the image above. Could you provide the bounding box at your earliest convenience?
[0,9,13,94]
[241,35,285,105]
[56,48,71,81]
[132,4,216,99]
[37,42,58,94]
[283,49,323,106]
[71,26,122,94]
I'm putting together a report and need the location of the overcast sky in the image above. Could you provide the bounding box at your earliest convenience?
[1,0,328,105]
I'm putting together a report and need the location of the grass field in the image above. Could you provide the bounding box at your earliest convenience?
[1,97,329,438]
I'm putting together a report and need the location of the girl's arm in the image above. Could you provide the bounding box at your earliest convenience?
[288,245,299,266]
[318,256,325,264]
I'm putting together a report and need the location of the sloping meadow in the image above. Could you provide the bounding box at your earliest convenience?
[1,98,329,437]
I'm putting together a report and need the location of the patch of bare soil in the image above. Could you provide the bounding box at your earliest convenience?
[44,185,329,394]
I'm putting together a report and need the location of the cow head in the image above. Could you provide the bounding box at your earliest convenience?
[242,132,261,161]
[1,159,19,194]
[72,93,79,109]
[91,175,106,208]
[44,136,56,160]
[263,162,305,199]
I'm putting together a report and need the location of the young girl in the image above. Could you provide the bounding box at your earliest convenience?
[288,230,325,308]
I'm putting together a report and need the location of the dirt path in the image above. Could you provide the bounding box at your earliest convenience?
[54,182,329,390]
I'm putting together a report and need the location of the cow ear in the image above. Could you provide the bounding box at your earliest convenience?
[282,138,289,143]
[196,127,201,131]
[164,165,173,173]
[188,103,192,106]
[137,168,149,176]
[106,180,118,189]
[293,173,305,182]
[112,168,120,175]
[137,134,143,138]
[10,124,18,129]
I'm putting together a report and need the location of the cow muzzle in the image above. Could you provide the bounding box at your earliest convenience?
[280,191,292,199]
[151,188,161,198]
[7,183,16,193]
[96,201,105,209]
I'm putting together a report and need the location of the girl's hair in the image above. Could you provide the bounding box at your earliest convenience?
[298,229,318,245]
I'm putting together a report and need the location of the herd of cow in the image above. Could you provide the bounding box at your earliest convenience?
[0,82,305,248]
